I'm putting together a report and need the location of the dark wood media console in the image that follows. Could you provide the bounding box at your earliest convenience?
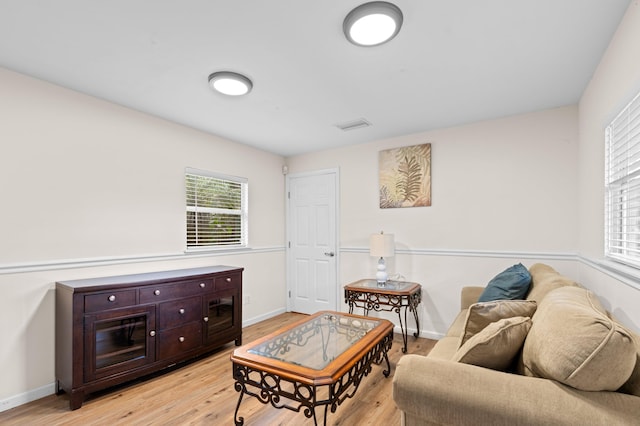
[55,265,243,410]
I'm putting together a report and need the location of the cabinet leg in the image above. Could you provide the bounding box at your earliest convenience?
[69,391,85,410]
[235,335,242,346]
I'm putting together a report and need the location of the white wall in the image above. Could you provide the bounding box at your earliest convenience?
[0,68,287,409]
[288,106,580,337]
[284,3,640,341]
[0,68,285,262]
[3,1,640,412]
[577,1,640,332]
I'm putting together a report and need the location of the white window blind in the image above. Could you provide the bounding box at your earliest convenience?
[186,168,248,249]
[605,89,640,268]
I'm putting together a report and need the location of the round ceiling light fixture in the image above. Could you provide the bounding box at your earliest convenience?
[208,71,253,96]
[343,1,403,47]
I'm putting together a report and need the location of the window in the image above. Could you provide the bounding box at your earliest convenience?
[186,168,248,249]
[605,89,640,268]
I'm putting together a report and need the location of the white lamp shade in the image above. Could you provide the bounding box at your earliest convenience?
[370,233,395,257]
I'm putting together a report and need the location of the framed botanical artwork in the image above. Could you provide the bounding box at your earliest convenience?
[379,143,431,208]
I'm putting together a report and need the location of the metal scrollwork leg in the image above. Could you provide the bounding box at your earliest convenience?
[398,306,409,353]
[382,350,391,377]
[409,291,421,339]
[233,382,245,426]
[380,332,393,377]
[411,303,420,338]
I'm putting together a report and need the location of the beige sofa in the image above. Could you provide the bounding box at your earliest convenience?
[392,263,640,425]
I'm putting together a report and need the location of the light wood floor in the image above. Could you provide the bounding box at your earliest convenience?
[0,312,435,425]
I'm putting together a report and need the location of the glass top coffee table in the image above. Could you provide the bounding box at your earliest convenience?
[230,310,394,425]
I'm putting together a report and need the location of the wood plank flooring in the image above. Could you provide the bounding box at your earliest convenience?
[0,312,435,425]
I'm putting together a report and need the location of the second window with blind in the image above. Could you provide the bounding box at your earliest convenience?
[185,168,248,250]
[605,88,640,269]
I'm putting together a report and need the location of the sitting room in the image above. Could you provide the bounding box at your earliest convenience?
[1,1,639,424]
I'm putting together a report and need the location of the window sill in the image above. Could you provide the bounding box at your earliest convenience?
[591,258,640,291]
[184,246,250,255]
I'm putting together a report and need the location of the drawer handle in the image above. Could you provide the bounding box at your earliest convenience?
[154,290,161,296]
[149,330,156,337]
[226,277,232,283]
[179,336,185,343]
[203,316,209,322]
[108,295,116,302]
[199,282,206,288]
[179,308,185,315]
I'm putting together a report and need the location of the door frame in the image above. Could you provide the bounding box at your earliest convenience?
[285,168,340,312]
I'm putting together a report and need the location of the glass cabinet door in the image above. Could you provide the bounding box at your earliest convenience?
[84,305,156,381]
[203,288,240,345]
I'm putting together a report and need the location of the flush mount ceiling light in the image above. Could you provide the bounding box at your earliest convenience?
[343,1,403,47]
[208,71,253,96]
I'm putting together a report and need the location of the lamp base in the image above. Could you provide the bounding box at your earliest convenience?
[376,257,387,286]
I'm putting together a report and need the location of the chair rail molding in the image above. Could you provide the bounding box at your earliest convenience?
[0,246,284,275]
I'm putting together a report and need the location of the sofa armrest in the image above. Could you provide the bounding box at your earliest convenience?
[460,286,484,309]
[392,355,640,426]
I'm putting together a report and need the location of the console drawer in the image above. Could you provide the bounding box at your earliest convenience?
[158,322,202,360]
[214,273,241,291]
[139,279,214,303]
[158,296,202,330]
[84,290,136,313]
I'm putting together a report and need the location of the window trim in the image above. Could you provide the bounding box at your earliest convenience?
[185,167,248,251]
[604,88,640,269]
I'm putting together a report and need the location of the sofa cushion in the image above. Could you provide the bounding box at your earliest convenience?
[428,336,462,360]
[453,316,532,371]
[446,309,468,338]
[477,263,532,302]
[620,348,640,397]
[460,299,537,346]
[526,263,578,303]
[612,317,640,397]
[522,286,636,391]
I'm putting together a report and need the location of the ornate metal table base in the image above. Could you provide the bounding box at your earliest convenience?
[344,280,422,353]
[232,330,393,425]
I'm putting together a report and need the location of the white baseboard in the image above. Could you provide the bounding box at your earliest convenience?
[0,382,56,413]
[396,325,444,341]
[242,307,287,327]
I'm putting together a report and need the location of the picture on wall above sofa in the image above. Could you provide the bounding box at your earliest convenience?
[379,143,431,208]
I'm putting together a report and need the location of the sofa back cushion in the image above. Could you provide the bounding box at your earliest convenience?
[522,286,637,391]
[525,263,578,303]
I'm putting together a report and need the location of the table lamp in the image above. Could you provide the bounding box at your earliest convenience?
[370,231,395,286]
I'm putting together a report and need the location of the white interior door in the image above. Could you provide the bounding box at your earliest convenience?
[286,169,338,314]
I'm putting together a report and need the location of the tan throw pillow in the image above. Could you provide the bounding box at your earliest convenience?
[453,316,532,371]
[522,286,636,391]
[460,300,537,347]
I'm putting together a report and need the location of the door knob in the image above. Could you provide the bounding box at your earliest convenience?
[324,252,335,257]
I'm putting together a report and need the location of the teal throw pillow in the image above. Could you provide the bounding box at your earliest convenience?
[477,263,532,302]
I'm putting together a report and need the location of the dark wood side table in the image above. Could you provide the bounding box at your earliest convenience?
[344,279,421,353]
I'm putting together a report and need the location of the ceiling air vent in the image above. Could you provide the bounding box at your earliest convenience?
[335,118,372,131]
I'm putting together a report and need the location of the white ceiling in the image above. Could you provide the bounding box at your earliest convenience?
[0,1,631,157]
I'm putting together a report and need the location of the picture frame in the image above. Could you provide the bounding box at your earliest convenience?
[379,143,431,208]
